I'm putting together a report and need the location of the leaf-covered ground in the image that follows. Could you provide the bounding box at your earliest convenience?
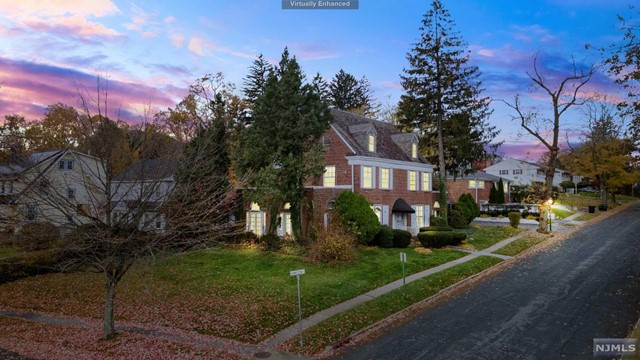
[0,246,465,345]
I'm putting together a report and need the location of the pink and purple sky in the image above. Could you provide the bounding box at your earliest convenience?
[0,0,634,161]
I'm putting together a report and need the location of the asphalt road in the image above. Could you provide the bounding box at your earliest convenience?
[336,202,640,360]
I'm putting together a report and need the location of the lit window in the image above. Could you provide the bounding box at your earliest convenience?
[247,203,263,236]
[469,180,485,189]
[368,134,375,152]
[412,143,418,159]
[503,182,509,193]
[422,172,430,191]
[324,166,336,187]
[363,166,373,188]
[380,168,390,189]
[408,171,417,191]
[415,205,425,228]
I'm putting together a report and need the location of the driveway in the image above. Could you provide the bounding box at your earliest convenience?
[336,202,640,359]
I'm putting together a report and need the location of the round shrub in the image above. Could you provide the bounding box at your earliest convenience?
[419,226,453,232]
[374,225,394,248]
[448,208,467,229]
[18,222,59,251]
[430,216,447,227]
[259,233,281,252]
[392,229,412,248]
[310,225,356,263]
[417,231,466,248]
[333,191,381,245]
[508,212,522,228]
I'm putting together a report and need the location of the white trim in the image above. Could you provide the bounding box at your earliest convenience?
[421,171,431,192]
[306,185,352,190]
[330,124,356,154]
[347,156,434,172]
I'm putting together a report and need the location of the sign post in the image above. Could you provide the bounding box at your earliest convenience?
[400,252,407,291]
[290,269,305,347]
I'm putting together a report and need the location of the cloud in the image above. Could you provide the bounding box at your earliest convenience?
[380,81,403,90]
[0,57,184,122]
[170,33,186,48]
[164,16,176,24]
[188,37,213,56]
[0,0,121,40]
[510,25,558,45]
[149,64,192,77]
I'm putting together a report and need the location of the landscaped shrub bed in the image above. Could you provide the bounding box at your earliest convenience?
[419,226,453,232]
[391,229,411,248]
[374,225,394,248]
[417,231,466,248]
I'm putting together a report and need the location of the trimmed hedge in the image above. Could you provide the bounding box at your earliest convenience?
[374,225,394,248]
[448,208,467,229]
[419,226,453,232]
[430,216,447,227]
[392,229,411,248]
[481,210,540,218]
[418,231,467,248]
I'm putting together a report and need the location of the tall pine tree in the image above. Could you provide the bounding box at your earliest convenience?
[398,0,494,222]
[238,48,331,240]
[329,69,376,116]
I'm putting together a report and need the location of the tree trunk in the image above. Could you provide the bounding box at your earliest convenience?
[103,276,117,339]
[539,158,556,233]
[437,110,448,222]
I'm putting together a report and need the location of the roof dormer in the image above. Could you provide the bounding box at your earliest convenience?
[391,133,419,160]
[348,123,377,153]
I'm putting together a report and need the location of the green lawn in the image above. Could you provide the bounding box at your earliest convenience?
[456,225,524,250]
[493,233,550,256]
[573,212,599,221]
[0,246,466,344]
[551,207,574,219]
[283,256,503,355]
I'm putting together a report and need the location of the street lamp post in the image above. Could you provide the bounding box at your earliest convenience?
[546,198,554,232]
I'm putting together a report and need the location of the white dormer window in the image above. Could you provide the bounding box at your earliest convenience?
[368,134,375,152]
[411,143,418,159]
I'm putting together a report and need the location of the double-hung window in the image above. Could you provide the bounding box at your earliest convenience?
[408,171,417,191]
[362,166,374,188]
[422,172,430,191]
[379,168,391,189]
[324,166,336,187]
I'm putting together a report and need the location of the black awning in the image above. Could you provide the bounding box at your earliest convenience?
[392,198,415,213]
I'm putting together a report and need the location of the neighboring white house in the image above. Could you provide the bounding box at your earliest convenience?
[0,150,105,229]
[111,158,176,233]
[484,158,574,187]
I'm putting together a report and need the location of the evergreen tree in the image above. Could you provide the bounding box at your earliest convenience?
[497,178,506,204]
[488,183,498,204]
[238,48,331,240]
[312,72,330,105]
[242,54,270,105]
[329,69,376,116]
[398,0,493,222]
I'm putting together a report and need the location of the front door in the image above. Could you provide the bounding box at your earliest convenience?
[394,213,406,230]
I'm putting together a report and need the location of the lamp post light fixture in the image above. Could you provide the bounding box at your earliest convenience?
[546,198,554,232]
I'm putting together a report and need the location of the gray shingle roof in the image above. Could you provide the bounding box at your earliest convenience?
[330,109,429,164]
[114,158,177,182]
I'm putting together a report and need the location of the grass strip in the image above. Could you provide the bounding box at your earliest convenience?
[493,233,550,256]
[282,256,502,355]
[456,226,524,250]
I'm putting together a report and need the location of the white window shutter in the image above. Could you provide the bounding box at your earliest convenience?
[245,212,250,232]
[277,214,283,236]
[411,205,417,234]
[425,205,431,227]
[381,205,389,225]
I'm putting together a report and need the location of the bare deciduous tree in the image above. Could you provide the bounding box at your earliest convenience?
[502,56,595,232]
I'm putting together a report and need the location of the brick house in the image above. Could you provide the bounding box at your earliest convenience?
[446,170,511,205]
[245,109,437,236]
